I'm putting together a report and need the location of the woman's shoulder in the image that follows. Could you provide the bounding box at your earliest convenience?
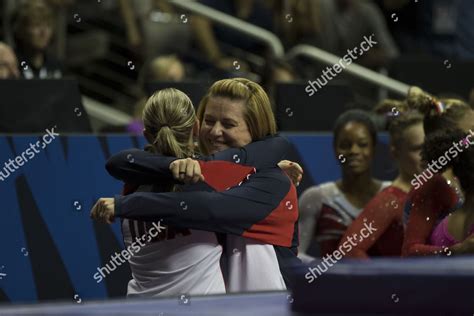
[409,174,454,198]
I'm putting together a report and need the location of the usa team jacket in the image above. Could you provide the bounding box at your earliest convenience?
[106,135,299,249]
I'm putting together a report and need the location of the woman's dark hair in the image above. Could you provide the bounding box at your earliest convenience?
[422,129,474,194]
[407,93,471,135]
[333,109,377,147]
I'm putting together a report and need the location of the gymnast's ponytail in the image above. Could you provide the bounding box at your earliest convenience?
[142,88,196,159]
[406,92,471,135]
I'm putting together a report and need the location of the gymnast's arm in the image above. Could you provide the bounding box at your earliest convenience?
[113,168,298,247]
[105,134,290,184]
[105,149,176,185]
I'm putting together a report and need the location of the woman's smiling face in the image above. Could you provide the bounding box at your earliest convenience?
[199,96,252,154]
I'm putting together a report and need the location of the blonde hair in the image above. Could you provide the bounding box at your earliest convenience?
[149,55,183,81]
[197,78,277,154]
[142,88,196,158]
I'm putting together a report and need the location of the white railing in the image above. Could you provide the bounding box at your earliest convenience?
[168,0,284,58]
[82,96,132,127]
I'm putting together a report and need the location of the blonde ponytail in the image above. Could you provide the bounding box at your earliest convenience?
[142,88,196,158]
[153,125,188,158]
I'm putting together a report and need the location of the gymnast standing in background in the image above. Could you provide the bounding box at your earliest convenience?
[298,109,390,259]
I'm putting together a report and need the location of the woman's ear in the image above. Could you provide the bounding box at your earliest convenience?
[143,129,154,144]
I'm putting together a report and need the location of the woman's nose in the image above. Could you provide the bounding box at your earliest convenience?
[210,122,223,136]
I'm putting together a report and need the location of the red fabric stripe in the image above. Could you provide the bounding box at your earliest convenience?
[242,182,298,247]
[199,161,255,191]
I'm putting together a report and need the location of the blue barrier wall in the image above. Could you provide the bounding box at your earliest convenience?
[0,134,392,303]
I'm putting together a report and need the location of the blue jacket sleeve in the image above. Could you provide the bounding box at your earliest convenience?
[105,134,290,184]
[114,168,291,235]
[105,149,177,185]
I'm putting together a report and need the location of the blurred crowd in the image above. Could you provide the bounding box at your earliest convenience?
[0,0,473,123]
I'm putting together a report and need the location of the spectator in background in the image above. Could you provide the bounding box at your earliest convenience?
[2,0,73,59]
[317,0,399,68]
[43,0,75,60]
[146,55,186,82]
[276,0,322,49]
[280,0,399,104]
[0,42,20,79]
[127,55,186,134]
[282,0,399,69]
[192,0,274,71]
[12,0,63,79]
[118,0,192,61]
